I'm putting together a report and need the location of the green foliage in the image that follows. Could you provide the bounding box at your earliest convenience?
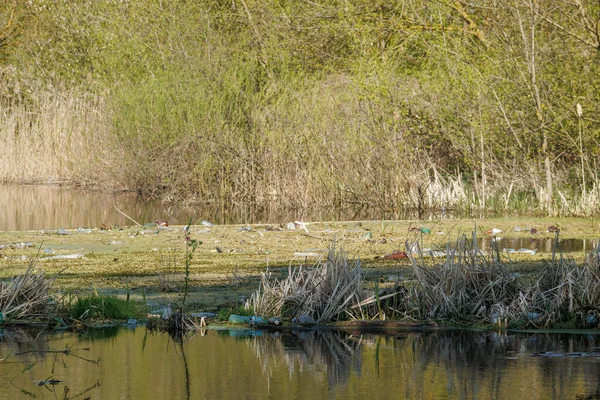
[2,0,600,214]
[69,294,143,320]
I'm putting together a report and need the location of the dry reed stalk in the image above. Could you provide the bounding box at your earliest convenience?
[250,242,366,322]
[404,235,523,323]
[0,264,58,320]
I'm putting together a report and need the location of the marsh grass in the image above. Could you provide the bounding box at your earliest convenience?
[68,294,143,320]
[389,233,600,328]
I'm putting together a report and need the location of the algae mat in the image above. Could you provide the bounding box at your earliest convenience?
[0,218,597,309]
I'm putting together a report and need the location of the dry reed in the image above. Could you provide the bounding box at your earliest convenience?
[0,264,58,320]
[250,242,366,323]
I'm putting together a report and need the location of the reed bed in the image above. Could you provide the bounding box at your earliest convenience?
[250,242,366,323]
[399,234,600,328]
[0,264,58,320]
[404,234,523,324]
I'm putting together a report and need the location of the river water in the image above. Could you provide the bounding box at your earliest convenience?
[1,326,599,399]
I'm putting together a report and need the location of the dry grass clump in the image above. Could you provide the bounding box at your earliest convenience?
[250,242,366,323]
[404,234,522,323]
[398,233,600,328]
[0,264,58,320]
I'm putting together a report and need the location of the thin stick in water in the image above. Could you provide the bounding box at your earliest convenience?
[113,205,142,227]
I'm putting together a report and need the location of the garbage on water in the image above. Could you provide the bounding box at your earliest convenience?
[40,229,71,235]
[268,317,281,326]
[127,319,138,325]
[527,312,542,321]
[293,252,322,258]
[228,314,265,325]
[0,242,35,250]
[190,312,217,318]
[485,228,504,235]
[517,248,537,255]
[41,253,85,260]
[294,221,309,233]
[77,227,93,234]
[383,250,407,260]
[292,315,316,325]
[200,220,215,227]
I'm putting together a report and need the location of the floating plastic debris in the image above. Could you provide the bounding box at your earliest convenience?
[384,250,407,260]
[517,248,537,255]
[0,242,35,250]
[77,227,93,234]
[41,253,85,260]
[485,228,504,235]
[200,220,215,227]
[293,252,321,258]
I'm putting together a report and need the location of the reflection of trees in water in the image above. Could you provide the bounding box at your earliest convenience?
[407,331,600,399]
[250,330,362,389]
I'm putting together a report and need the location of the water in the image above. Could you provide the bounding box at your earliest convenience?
[1,326,600,399]
[0,184,442,231]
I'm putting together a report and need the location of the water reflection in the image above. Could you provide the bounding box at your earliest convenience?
[2,327,600,399]
[0,183,452,230]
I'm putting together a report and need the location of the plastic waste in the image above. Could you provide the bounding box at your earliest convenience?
[57,229,70,235]
[293,315,316,325]
[420,227,431,234]
[286,222,296,230]
[127,319,137,325]
[191,312,217,318]
[517,248,537,255]
[228,315,265,325]
[295,221,309,233]
[236,226,252,232]
[585,313,599,328]
[201,220,215,227]
[77,227,93,234]
[527,312,542,321]
[293,252,321,258]
[161,306,173,320]
[485,228,504,235]
[383,250,407,260]
[41,253,85,260]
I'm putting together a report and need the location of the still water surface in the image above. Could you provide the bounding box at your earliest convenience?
[1,326,599,399]
[0,184,445,231]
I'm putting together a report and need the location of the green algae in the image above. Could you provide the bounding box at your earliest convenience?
[0,218,597,311]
